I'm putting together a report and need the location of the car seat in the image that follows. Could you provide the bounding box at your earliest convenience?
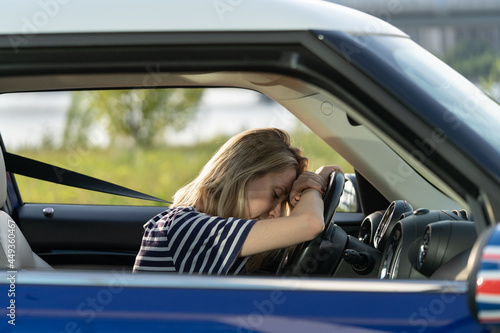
[0,150,52,270]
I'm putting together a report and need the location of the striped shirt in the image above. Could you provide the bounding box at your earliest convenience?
[133,206,257,275]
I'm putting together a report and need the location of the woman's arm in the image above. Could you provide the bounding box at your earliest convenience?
[239,166,340,257]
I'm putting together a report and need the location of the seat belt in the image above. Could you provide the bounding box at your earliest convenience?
[3,151,170,203]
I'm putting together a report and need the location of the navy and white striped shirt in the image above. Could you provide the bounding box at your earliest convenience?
[133,206,257,275]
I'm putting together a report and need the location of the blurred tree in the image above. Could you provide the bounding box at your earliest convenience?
[480,58,500,102]
[441,40,500,81]
[63,89,203,148]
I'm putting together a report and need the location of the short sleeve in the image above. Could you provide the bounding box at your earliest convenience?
[133,207,257,275]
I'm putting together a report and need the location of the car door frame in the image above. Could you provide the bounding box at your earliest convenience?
[0,29,491,331]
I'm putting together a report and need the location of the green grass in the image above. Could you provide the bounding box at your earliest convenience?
[14,131,352,206]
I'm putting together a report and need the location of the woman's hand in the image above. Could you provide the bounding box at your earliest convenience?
[289,165,343,207]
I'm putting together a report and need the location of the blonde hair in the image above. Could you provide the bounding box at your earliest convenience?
[173,128,308,218]
[173,128,308,272]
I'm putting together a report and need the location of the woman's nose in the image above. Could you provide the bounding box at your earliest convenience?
[268,203,281,219]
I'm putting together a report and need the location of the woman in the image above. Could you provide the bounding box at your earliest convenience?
[133,128,340,275]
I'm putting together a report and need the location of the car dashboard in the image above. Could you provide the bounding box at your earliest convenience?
[324,200,477,281]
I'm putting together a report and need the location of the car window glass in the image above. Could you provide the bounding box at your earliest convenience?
[0,88,353,206]
[392,46,500,149]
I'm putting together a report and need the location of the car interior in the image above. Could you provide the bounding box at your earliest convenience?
[0,70,482,281]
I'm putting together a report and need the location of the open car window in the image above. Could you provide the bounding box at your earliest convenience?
[0,88,353,206]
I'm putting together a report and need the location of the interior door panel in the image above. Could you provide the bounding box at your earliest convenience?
[14,203,167,269]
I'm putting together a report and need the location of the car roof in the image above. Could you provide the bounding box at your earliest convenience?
[0,0,405,36]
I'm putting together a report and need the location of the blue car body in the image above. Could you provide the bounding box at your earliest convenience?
[0,271,486,332]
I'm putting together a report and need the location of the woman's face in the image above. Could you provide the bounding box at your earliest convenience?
[245,167,297,220]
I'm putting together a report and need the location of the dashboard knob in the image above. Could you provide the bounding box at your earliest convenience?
[343,249,367,267]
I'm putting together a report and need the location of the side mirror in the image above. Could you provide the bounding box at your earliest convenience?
[468,224,500,327]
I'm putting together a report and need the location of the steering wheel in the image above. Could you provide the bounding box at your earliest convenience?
[321,170,345,232]
[277,171,345,275]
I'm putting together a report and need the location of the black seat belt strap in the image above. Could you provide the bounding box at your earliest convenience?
[3,151,169,203]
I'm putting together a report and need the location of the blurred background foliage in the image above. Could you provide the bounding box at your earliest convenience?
[15,124,351,205]
[63,89,203,149]
[442,40,499,81]
[440,39,500,101]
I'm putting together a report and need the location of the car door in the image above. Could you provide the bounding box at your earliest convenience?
[0,17,494,333]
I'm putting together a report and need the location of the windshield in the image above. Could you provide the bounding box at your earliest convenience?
[321,32,500,179]
[326,33,500,150]
[390,41,500,150]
